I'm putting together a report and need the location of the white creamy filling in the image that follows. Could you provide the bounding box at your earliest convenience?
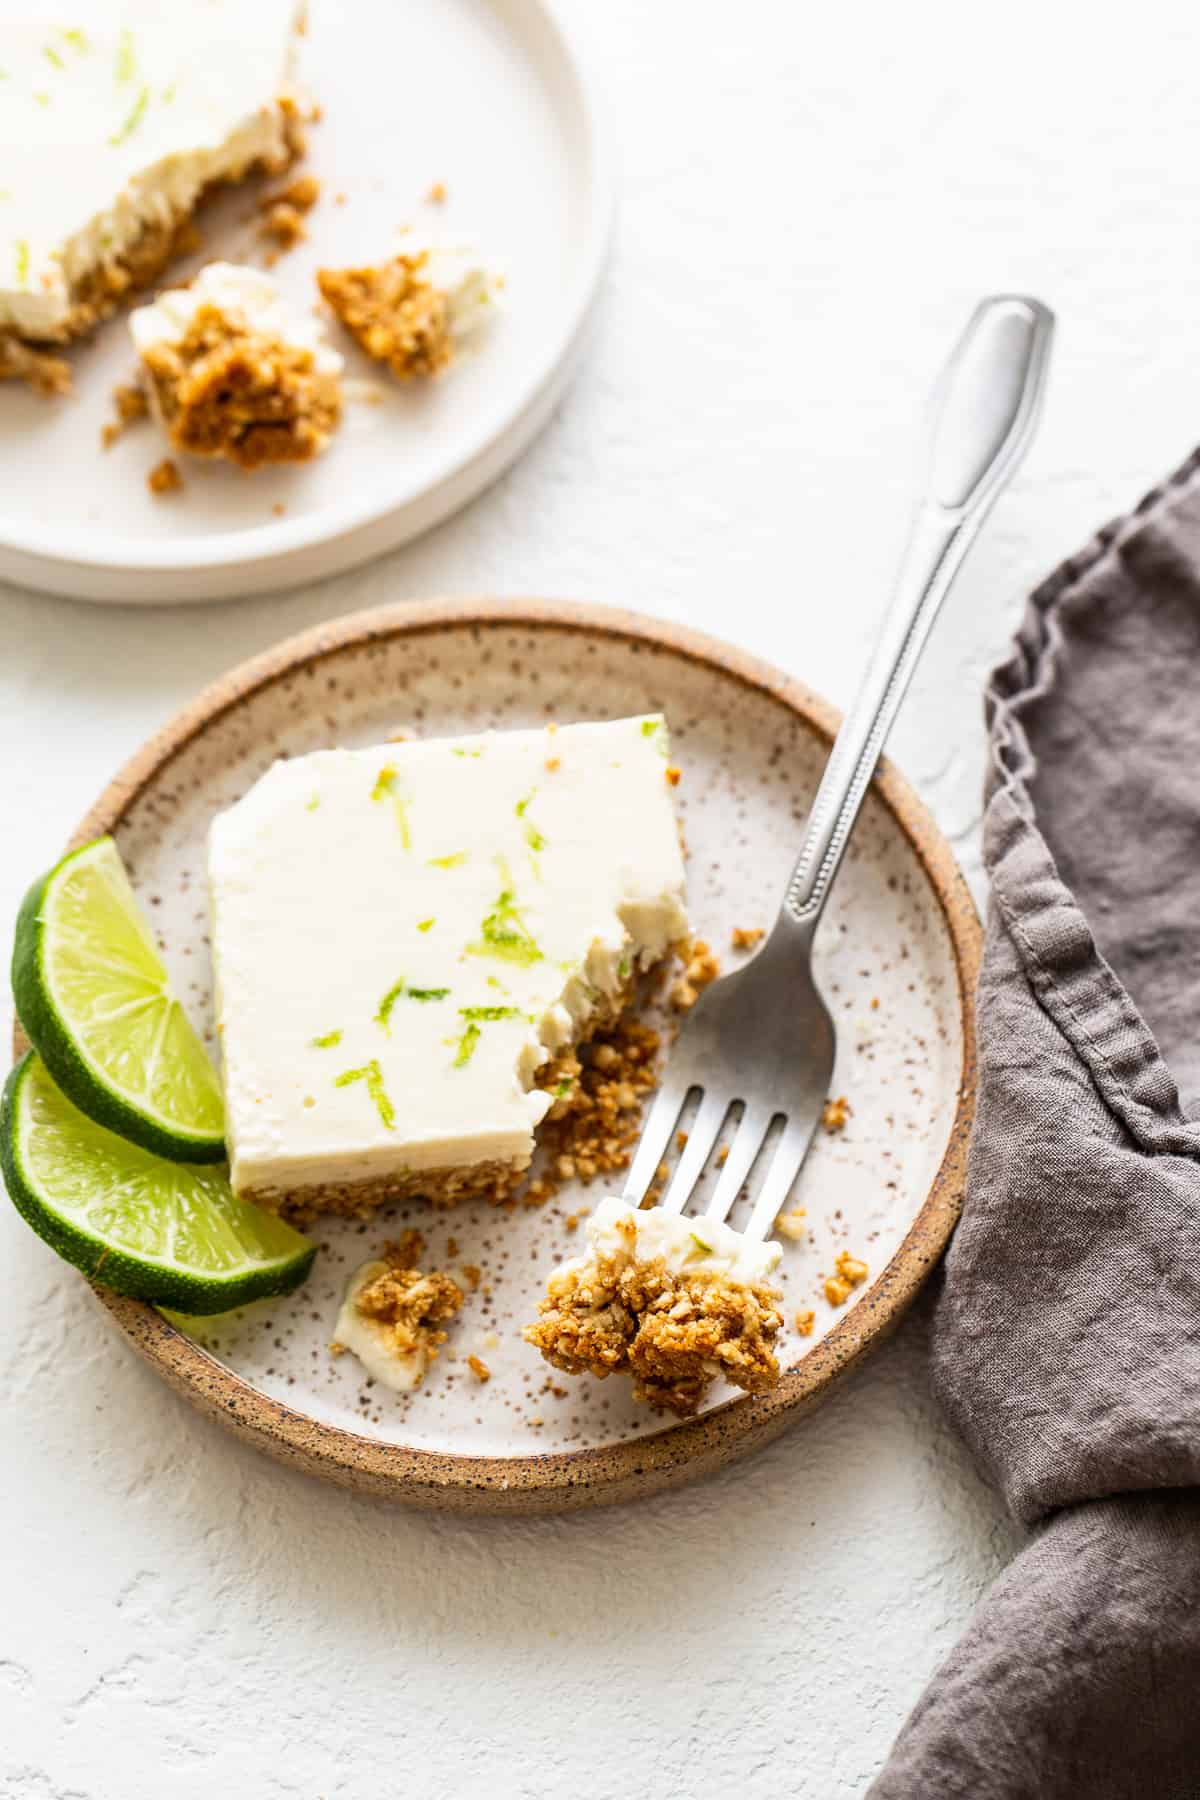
[130,261,343,374]
[417,240,501,342]
[564,1195,783,1287]
[332,1261,427,1394]
[0,0,304,339]
[207,716,688,1197]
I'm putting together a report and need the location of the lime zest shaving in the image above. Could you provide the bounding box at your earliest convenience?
[459,1005,519,1021]
[62,29,89,51]
[311,1030,342,1049]
[524,822,546,853]
[640,718,660,736]
[452,1023,480,1068]
[689,1232,714,1256]
[114,27,136,81]
[374,978,405,1032]
[554,1079,574,1098]
[334,1060,395,1130]
[14,239,29,285]
[407,986,450,1002]
[428,851,467,869]
[43,45,64,68]
[466,887,542,967]
[417,917,435,932]
[109,84,149,145]
[370,764,411,849]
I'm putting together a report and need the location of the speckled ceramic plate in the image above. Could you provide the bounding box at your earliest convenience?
[52,600,979,1511]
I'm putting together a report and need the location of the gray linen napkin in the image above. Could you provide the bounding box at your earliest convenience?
[871,450,1200,1799]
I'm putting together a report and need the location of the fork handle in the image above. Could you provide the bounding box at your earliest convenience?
[783,294,1055,930]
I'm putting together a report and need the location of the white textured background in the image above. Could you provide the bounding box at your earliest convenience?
[2,2,1197,1794]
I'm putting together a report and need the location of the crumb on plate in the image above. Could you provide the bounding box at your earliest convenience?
[670,939,719,1011]
[822,1095,851,1133]
[101,380,150,448]
[775,1206,807,1241]
[147,456,182,495]
[317,252,454,380]
[731,926,765,951]
[824,1249,869,1308]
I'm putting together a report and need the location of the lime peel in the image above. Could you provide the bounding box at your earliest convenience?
[0,1054,313,1313]
[12,837,225,1162]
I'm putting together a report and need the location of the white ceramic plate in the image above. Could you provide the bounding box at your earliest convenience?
[65,602,979,1510]
[0,0,613,604]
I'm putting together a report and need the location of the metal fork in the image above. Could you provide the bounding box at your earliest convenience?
[623,294,1055,1240]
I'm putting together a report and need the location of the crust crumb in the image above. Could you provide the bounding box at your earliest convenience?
[731,926,765,951]
[775,1206,807,1241]
[260,202,308,251]
[266,173,320,214]
[426,180,448,204]
[670,939,719,1011]
[0,337,72,395]
[824,1250,868,1308]
[351,1235,465,1385]
[318,252,454,380]
[101,380,150,447]
[140,302,341,469]
[836,1249,869,1285]
[147,457,182,495]
[822,1095,851,1133]
[794,1308,816,1336]
[466,1354,491,1382]
[665,765,682,786]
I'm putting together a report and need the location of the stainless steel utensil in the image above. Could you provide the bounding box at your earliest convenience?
[622,294,1055,1239]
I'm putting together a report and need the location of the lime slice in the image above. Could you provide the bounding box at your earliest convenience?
[12,836,224,1162]
[1,1053,314,1313]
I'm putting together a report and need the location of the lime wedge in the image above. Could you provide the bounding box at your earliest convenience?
[1,1053,314,1312]
[12,837,224,1162]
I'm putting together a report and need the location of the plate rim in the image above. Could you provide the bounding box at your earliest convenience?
[43,597,981,1511]
[0,0,616,603]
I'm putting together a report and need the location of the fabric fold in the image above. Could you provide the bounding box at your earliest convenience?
[872,450,1200,1797]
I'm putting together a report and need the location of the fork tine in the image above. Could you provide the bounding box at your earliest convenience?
[705,1104,775,1223]
[743,1115,819,1241]
[622,1076,694,1206]
[660,1091,733,1216]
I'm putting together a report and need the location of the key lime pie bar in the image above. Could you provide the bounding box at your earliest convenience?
[130,263,343,467]
[207,717,688,1219]
[525,1196,785,1416]
[0,1,307,389]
